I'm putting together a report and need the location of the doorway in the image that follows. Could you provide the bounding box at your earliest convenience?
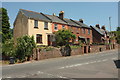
[84,46,87,53]
[47,35,51,46]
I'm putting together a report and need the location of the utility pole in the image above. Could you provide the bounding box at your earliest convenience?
[109,17,111,32]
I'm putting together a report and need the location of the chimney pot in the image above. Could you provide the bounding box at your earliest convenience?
[79,19,83,23]
[101,25,106,30]
[53,13,56,16]
[96,24,100,29]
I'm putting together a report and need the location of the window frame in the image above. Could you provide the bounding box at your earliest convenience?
[34,20,38,28]
[54,24,58,30]
[82,28,85,34]
[44,22,48,30]
[88,29,90,34]
[62,25,65,29]
[36,34,42,44]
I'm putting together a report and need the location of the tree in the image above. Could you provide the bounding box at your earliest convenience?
[55,29,76,46]
[2,38,16,57]
[117,27,120,31]
[55,29,76,56]
[16,35,36,62]
[1,8,11,43]
[116,27,120,44]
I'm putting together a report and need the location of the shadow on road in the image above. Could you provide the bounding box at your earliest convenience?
[114,60,120,69]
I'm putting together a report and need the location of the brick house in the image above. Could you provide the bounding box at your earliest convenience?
[14,9,92,46]
[90,24,110,44]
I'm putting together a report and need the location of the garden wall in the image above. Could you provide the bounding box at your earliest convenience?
[32,44,118,61]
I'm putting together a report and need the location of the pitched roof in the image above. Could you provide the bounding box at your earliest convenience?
[43,14,67,24]
[70,19,90,29]
[90,26,104,35]
[63,18,80,27]
[20,9,51,22]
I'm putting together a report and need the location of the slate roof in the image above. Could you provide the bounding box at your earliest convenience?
[70,19,90,29]
[43,14,67,24]
[90,26,105,35]
[63,18,80,27]
[19,9,90,28]
[20,9,51,22]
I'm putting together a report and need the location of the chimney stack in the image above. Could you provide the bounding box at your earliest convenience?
[95,24,100,29]
[59,11,64,19]
[79,19,83,23]
[101,25,106,30]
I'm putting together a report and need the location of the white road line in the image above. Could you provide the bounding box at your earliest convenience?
[6,76,12,78]
[112,57,117,60]
[102,59,108,61]
[59,59,109,69]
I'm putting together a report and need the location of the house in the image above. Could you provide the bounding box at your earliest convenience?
[13,9,52,46]
[57,11,92,45]
[70,19,92,44]
[90,24,110,44]
[14,9,92,46]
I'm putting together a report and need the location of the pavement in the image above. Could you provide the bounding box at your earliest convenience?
[1,49,119,79]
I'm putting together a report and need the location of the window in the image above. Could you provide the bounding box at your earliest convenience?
[82,28,85,34]
[36,34,42,43]
[34,20,38,28]
[54,24,58,30]
[62,25,65,29]
[88,29,90,34]
[44,22,48,30]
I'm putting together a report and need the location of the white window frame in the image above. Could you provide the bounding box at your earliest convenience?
[44,22,48,30]
[54,24,58,30]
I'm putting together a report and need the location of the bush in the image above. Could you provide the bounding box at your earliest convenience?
[55,29,76,46]
[16,35,36,62]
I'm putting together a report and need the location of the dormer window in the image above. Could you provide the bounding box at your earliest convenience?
[34,20,38,28]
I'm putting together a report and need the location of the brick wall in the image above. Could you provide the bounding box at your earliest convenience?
[32,44,118,61]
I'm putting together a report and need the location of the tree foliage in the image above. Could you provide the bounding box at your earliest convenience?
[16,35,36,61]
[55,29,76,46]
[1,8,11,43]
[116,31,120,44]
[2,38,16,57]
[55,29,76,56]
[117,27,120,31]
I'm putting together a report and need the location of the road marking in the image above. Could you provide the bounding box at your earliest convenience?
[112,57,117,60]
[6,76,12,78]
[59,59,109,69]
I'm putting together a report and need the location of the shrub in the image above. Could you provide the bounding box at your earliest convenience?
[16,35,36,62]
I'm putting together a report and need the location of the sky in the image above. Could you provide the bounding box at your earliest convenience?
[2,2,118,31]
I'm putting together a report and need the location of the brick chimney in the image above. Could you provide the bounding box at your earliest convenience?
[95,24,100,29]
[59,11,64,19]
[79,19,83,23]
[101,25,106,30]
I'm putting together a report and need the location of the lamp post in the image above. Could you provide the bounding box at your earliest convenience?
[109,17,111,32]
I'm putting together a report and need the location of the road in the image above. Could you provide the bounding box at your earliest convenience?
[1,49,119,79]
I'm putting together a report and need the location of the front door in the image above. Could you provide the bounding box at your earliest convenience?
[48,35,51,46]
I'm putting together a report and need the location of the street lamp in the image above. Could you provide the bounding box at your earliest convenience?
[109,17,111,32]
